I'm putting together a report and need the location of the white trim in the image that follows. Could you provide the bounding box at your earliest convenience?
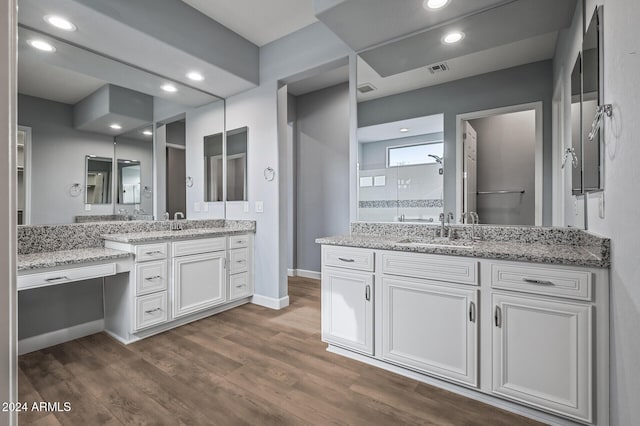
[17,125,31,225]
[251,294,290,310]
[327,345,579,426]
[455,102,543,225]
[552,76,566,226]
[18,319,104,355]
[287,269,321,280]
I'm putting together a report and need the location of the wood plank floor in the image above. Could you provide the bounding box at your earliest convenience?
[19,277,542,425]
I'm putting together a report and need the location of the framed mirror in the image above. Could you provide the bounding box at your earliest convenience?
[582,6,603,193]
[117,159,141,205]
[85,156,112,204]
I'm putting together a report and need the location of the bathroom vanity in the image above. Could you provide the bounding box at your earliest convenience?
[317,224,610,426]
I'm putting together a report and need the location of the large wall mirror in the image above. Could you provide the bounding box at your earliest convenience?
[355,0,588,227]
[17,24,223,224]
[203,126,248,203]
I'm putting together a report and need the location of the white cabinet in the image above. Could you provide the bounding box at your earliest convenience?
[491,292,593,423]
[321,267,374,355]
[381,276,478,386]
[173,252,226,318]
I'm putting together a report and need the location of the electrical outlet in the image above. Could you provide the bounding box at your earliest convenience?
[193,202,201,212]
[255,201,264,213]
[203,203,209,212]
[598,193,605,219]
[243,202,249,213]
[84,204,91,211]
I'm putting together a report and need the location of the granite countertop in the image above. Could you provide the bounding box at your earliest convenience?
[102,227,255,244]
[18,248,132,272]
[316,234,609,268]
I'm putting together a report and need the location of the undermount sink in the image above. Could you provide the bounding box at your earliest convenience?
[395,238,474,249]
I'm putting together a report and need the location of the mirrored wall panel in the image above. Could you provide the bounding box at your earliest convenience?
[203,126,248,203]
[85,156,112,205]
[204,132,223,202]
[226,127,248,202]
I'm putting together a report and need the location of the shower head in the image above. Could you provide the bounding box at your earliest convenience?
[428,154,443,164]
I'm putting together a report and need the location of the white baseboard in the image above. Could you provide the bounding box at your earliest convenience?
[18,319,104,355]
[288,269,321,280]
[251,294,290,310]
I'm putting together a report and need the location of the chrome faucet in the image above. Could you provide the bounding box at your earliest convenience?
[446,212,454,240]
[460,211,480,240]
[439,212,446,238]
[171,212,185,231]
[439,212,455,239]
[174,212,184,221]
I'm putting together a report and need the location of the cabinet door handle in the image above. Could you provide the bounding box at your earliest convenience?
[365,285,371,301]
[522,278,555,286]
[236,260,246,263]
[145,250,163,255]
[145,307,162,314]
[235,284,245,288]
[469,301,476,323]
[45,276,69,282]
[338,257,355,263]
[145,275,162,281]
[494,305,502,328]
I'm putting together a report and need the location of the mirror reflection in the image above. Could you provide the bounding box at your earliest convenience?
[204,132,223,202]
[117,160,141,205]
[226,127,248,202]
[85,156,112,205]
[571,54,583,195]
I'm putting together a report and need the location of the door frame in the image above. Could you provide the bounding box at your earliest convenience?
[552,76,565,226]
[455,102,543,225]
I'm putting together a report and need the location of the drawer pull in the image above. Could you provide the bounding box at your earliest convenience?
[45,276,68,282]
[494,305,502,328]
[144,307,162,315]
[365,285,371,301]
[145,275,162,281]
[145,250,163,256]
[235,240,246,245]
[236,260,246,264]
[235,284,245,288]
[522,278,555,286]
[469,301,476,323]
[338,257,355,263]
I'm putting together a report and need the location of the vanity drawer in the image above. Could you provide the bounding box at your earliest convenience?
[491,262,592,301]
[134,291,168,331]
[172,237,226,257]
[135,243,168,262]
[229,272,251,300]
[381,251,478,285]
[135,260,168,296]
[18,263,116,291]
[229,248,249,274]
[229,234,250,249]
[323,246,374,272]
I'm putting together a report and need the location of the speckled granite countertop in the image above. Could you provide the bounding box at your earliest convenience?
[18,248,132,272]
[102,226,255,244]
[316,234,609,268]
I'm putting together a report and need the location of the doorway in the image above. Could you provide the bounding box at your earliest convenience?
[456,102,542,226]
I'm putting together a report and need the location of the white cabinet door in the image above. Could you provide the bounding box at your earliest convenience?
[321,267,374,355]
[172,252,226,318]
[381,277,478,386]
[492,293,592,423]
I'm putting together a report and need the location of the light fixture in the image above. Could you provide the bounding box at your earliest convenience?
[27,39,56,52]
[400,128,410,133]
[186,71,204,81]
[110,124,122,130]
[442,31,465,44]
[161,84,178,93]
[142,130,153,136]
[424,0,450,10]
[43,15,77,31]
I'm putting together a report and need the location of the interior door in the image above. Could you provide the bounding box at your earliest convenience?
[463,121,478,219]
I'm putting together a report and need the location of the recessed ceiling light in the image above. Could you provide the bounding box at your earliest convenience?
[161,84,178,93]
[424,0,450,10]
[110,124,122,130]
[27,39,56,52]
[43,15,77,31]
[400,128,410,133]
[142,130,153,136]
[442,31,465,44]
[186,71,204,81]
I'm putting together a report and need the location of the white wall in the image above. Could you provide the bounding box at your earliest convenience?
[554,0,640,423]
[0,0,17,423]
[225,22,352,303]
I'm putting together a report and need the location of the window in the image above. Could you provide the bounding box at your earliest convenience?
[387,142,444,167]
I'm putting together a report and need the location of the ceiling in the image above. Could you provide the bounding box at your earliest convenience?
[287,65,349,96]
[182,0,318,47]
[358,114,444,143]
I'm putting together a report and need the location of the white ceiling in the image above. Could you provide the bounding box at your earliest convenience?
[182,0,318,46]
[357,31,558,102]
[358,114,444,143]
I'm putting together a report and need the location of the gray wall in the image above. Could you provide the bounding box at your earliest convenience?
[18,94,116,224]
[295,83,350,273]
[360,132,443,170]
[469,110,536,225]
[358,60,553,225]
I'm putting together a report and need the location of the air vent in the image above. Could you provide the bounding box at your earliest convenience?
[357,83,377,93]
[428,62,449,74]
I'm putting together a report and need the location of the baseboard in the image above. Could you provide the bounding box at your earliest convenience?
[18,319,104,355]
[251,294,290,310]
[288,269,321,280]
